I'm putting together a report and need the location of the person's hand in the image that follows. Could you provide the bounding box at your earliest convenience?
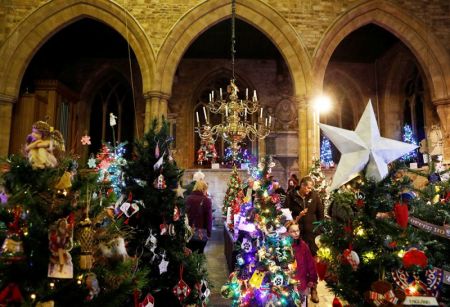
[300,208,308,217]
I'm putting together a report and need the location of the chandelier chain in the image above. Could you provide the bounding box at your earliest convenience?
[231,0,236,79]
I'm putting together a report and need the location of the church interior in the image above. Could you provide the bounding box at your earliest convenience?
[0,0,449,306]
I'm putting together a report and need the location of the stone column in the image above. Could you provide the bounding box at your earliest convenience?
[297,95,309,176]
[0,94,16,156]
[143,91,160,132]
[435,98,450,162]
[159,94,170,121]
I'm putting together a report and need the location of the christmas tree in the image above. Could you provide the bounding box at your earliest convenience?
[223,144,252,167]
[0,121,143,306]
[222,166,244,229]
[221,156,305,306]
[122,120,209,306]
[400,124,418,162]
[320,136,334,168]
[318,164,450,305]
[308,158,331,218]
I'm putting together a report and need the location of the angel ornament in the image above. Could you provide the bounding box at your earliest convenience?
[26,121,64,169]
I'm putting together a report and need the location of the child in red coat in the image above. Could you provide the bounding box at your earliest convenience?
[286,221,319,303]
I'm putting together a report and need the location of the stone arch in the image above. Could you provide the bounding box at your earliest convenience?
[313,0,450,102]
[155,0,311,98]
[0,0,155,98]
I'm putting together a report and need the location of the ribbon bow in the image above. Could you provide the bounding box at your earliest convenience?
[369,290,398,306]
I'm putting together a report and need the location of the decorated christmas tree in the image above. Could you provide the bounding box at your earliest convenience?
[400,124,418,162]
[318,166,450,305]
[320,136,334,168]
[223,144,252,167]
[122,120,209,306]
[308,158,331,218]
[317,102,449,305]
[221,156,305,306]
[222,166,244,229]
[0,120,144,306]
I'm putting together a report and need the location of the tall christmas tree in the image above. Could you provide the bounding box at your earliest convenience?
[221,156,305,306]
[400,124,418,162]
[222,166,244,229]
[318,165,450,306]
[0,121,143,306]
[308,158,331,218]
[122,120,209,306]
[320,136,334,168]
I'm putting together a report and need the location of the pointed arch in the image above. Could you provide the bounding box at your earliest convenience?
[313,0,450,102]
[0,0,155,98]
[155,0,311,97]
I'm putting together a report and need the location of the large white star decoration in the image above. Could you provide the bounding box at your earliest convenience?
[319,101,418,191]
[173,183,187,198]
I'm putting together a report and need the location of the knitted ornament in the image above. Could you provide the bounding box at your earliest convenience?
[196,279,210,306]
[172,265,191,302]
[154,174,166,189]
[139,293,154,307]
[342,248,359,271]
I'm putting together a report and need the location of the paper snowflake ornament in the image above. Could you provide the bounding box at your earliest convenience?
[159,257,169,274]
[87,157,97,169]
[173,184,186,198]
[319,101,418,191]
[81,135,91,145]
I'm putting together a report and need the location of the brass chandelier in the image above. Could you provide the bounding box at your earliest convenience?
[194,0,271,159]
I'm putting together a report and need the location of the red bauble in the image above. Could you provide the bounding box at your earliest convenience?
[394,202,409,228]
[332,297,343,307]
[402,248,428,269]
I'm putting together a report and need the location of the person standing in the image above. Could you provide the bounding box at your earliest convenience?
[285,221,319,303]
[185,180,212,253]
[286,176,324,302]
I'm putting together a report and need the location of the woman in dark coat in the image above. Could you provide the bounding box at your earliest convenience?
[185,180,212,253]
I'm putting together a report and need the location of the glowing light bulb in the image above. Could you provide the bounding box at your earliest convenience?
[30,294,36,300]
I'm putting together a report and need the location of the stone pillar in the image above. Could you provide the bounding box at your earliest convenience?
[159,94,170,121]
[0,94,16,156]
[258,138,266,159]
[435,98,450,162]
[297,95,309,176]
[144,91,160,132]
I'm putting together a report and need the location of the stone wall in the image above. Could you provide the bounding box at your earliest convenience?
[1,0,449,57]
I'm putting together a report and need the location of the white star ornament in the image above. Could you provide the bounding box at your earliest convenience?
[319,101,418,191]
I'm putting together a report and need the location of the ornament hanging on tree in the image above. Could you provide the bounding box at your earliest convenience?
[0,283,23,305]
[0,208,25,263]
[85,272,100,301]
[139,293,155,307]
[154,174,166,190]
[155,141,160,159]
[81,134,91,146]
[394,202,409,229]
[402,248,428,269]
[159,252,169,274]
[77,217,95,270]
[332,297,343,307]
[173,206,180,221]
[342,248,360,271]
[196,279,210,306]
[172,265,191,303]
[48,217,74,279]
[364,280,405,306]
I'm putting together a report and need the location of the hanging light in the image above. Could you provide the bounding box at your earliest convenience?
[195,0,271,159]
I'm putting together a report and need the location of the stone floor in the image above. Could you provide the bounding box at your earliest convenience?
[205,225,336,306]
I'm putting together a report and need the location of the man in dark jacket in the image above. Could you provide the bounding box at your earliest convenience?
[286,176,324,302]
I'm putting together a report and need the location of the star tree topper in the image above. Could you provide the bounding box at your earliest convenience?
[319,101,418,191]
